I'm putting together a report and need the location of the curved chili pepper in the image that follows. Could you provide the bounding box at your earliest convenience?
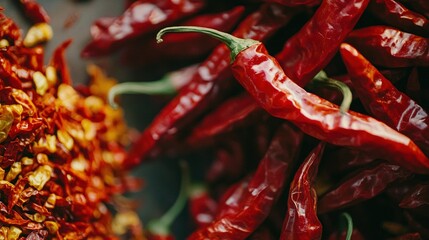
[188,123,303,239]
[275,0,369,86]
[318,161,411,214]
[123,6,245,65]
[50,39,73,85]
[81,0,206,57]
[345,26,429,68]
[280,143,325,240]
[19,0,50,24]
[340,43,429,156]
[398,0,429,19]
[157,26,429,173]
[186,93,267,147]
[325,148,376,174]
[369,0,429,37]
[123,4,296,169]
[188,184,217,228]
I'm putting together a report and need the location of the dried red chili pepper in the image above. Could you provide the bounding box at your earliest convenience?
[324,148,376,174]
[188,123,303,239]
[340,43,429,155]
[280,143,325,240]
[123,4,296,169]
[186,93,267,147]
[188,184,217,228]
[345,26,429,68]
[123,6,245,65]
[391,232,423,240]
[369,0,429,37]
[50,39,73,85]
[81,0,206,57]
[398,0,429,19]
[108,64,198,108]
[157,26,429,173]
[275,0,369,86]
[19,0,50,24]
[398,182,429,210]
[318,161,411,214]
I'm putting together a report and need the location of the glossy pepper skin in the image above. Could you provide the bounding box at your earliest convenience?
[345,26,429,68]
[318,161,411,213]
[230,42,429,173]
[123,4,296,169]
[189,184,218,228]
[280,143,324,240]
[19,0,50,24]
[81,0,206,57]
[276,0,369,86]
[340,43,429,156]
[188,124,303,240]
[124,6,245,65]
[369,0,429,37]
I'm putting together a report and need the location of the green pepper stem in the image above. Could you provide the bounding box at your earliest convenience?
[312,71,352,114]
[340,212,353,240]
[156,26,259,62]
[146,161,190,236]
[108,77,176,109]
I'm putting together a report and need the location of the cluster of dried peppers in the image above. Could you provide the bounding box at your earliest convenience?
[13,0,428,239]
[0,9,144,239]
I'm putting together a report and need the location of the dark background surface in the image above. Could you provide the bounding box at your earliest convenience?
[2,0,190,238]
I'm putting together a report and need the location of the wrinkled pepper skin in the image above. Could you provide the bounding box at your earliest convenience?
[81,0,206,57]
[346,26,429,68]
[318,161,411,213]
[124,4,296,169]
[231,43,429,173]
[341,43,429,156]
[188,124,303,240]
[276,0,369,86]
[280,143,325,240]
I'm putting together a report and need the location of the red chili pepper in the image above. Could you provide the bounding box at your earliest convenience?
[280,143,325,240]
[81,0,206,57]
[398,182,429,210]
[276,0,369,86]
[157,26,429,173]
[391,232,423,240]
[345,26,429,68]
[369,0,429,37]
[340,43,429,156]
[186,93,267,148]
[399,0,429,19]
[188,123,303,239]
[50,39,73,85]
[19,0,50,24]
[318,161,411,214]
[123,6,245,65]
[188,184,217,228]
[123,4,296,169]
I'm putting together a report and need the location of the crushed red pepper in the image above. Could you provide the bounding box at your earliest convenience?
[0,12,142,239]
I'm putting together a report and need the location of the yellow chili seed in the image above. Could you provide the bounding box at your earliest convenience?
[33,71,49,95]
[28,165,53,190]
[45,66,57,86]
[23,23,53,47]
[6,162,22,182]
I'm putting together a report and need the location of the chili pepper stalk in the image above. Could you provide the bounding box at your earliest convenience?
[156,26,429,174]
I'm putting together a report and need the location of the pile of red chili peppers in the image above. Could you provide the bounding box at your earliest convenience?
[5,0,429,239]
[0,7,145,239]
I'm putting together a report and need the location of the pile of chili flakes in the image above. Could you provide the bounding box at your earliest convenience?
[0,13,143,239]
